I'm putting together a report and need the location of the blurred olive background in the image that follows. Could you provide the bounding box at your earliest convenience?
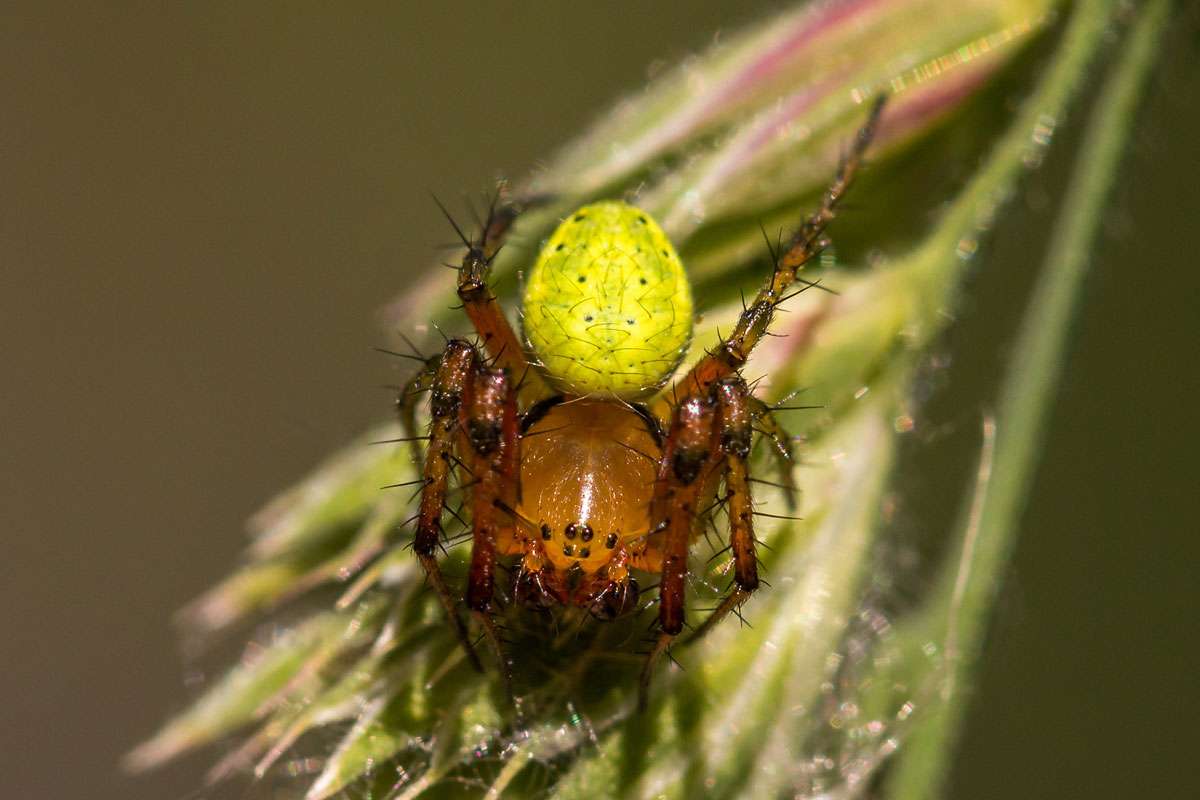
[2,3,1196,799]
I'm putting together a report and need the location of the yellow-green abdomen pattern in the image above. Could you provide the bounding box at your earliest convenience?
[522,201,693,399]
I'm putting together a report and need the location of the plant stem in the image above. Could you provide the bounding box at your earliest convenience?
[891,1,1170,795]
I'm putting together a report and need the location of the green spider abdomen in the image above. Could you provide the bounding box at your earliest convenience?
[522,201,693,399]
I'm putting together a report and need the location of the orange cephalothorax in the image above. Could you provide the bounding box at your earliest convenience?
[516,401,659,569]
[505,400,659,616]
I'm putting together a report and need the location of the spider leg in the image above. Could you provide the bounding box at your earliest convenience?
[463,365,520,703]
[413,339,484,672]
[748,396,798,511]
[669,96,886,402]
[396,355,439,466]
[639,377,770,708]
[447,190,548,400]
[691,377,761,641]
[640,394,718,710]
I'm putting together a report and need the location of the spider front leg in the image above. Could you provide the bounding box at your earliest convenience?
[441,192,546,397]
[641,394,719,710]
[412,339,485,672]
[462,365,520,701]
[640,377,763,709]
[670,96,886,402]
[694,377,762,640]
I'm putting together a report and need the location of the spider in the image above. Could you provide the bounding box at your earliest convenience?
[397,98,884,709]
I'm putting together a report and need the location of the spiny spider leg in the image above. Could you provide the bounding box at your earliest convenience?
[443,189,547,396]
[463,365,520,703]
[670,96,886,401]
[412,340,484,672]
[714,378,760,596]
[748,396,798,511]
[640,394,719,710]
[641,101,885,705]
[691,378,762,641]
[396,356,439,466]
[640,376,763,709]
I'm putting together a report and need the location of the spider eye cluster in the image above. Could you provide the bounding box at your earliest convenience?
[522,201,693,399]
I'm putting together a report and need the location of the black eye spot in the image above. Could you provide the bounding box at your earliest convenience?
[605,532,619,549]
[584,315,593,322]
[563,544,575,557]
[661,249,669,257]
[639,277,648,285]
[540,524,552,541]
[555,243,565,252]
[564,523,578,540]
[580,525,594,542]
[579,547,591,558]
[578,275,586,283]
[626,319,635,325]
[573,213,587,222]
[637,215,648,224]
